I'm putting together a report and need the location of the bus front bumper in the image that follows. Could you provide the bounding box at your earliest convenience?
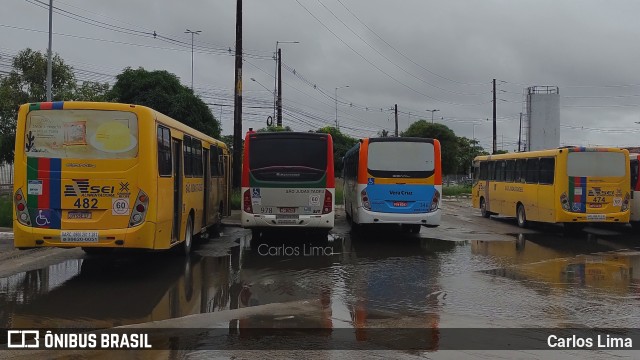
[13,221,157,249]
[356,207,441,226]
[241,212,334,229]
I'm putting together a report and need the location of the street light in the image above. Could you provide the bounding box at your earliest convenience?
[185,29,202,90]
[274,41,300,125]
[426,109,440,124]
[335,85,349,130]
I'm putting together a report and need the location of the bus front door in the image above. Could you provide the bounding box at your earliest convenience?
[172,139,182,243]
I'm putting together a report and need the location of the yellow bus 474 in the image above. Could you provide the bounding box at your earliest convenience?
[471,147,630,232]
[13,101,230,254]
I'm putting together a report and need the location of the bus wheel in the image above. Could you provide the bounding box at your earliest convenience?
[409,225,422,233]
[251,229,261,240]
[181,215,193,255]
[480,198,490,218]
[516,204,527,228]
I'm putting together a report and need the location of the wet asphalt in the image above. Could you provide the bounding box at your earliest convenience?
[1,201,639,355]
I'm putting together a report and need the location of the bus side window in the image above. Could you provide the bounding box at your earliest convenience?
[539,157,555,185]
[210,146,219,177]
[479,162,488,180]
[157,125,172,176]
[193,140,203,177]
[496,160,506,182]
[505,160,515,182]
[488,161,495,181]
[525,158,539,184]
[515,159,526,183]
[184,135,193,177]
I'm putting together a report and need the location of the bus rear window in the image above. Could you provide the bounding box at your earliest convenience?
[25,110,138,159]
[249,136,327,181]
[367,141,434,178]
[567,152,625,177]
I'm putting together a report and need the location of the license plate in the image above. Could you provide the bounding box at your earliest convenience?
[276,214,299,219]
[279,207,296,213]
[276,219,298,224]
[61,231,99,243]
[586,214,606,221]
[393,201,408,207]
[68,211,92,219]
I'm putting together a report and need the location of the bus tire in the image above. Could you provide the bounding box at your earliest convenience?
[251,229,261,240]
[516,204,527,228]
[409,224,421,233]
[632,222,640,232]
[480,198,491,218]
[181,215,194,255]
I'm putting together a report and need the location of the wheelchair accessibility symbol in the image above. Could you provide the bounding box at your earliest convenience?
[35,210,51,227]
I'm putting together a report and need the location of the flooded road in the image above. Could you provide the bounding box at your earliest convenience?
[1,202,640,356]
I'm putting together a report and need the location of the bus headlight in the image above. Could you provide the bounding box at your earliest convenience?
[360,189,371,210]
[621,193,630,212]
[430,189,440,212]
[560,192,570,211]
[128,190,149,227]
[14,189,31,226]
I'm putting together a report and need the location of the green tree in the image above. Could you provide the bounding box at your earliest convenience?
[73,81,110,102]
[256,125,292,132]
[457,136,489,175]
[401,120,460,175]
[109,67,221,138]
[0,48,78,164]
[315,126,358,175]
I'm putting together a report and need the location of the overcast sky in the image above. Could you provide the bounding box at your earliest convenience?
[3,0,640,151]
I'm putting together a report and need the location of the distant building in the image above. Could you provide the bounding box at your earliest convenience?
[523,86,560,151]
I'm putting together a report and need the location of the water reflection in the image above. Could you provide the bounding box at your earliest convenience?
[2,254,232,328]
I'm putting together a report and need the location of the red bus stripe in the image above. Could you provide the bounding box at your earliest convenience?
[38,158,50,209]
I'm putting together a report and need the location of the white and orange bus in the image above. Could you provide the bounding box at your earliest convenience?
[240,131,335,237]
[13,101,230,254]
[342,137,442,233]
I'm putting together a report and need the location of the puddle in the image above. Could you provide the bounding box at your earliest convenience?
[1,228,639,332]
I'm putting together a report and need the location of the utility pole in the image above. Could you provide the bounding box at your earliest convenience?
[426,109,439,124]
[277,48,282,127]
[394,104,398,137]
[273,41,299,127]
[518,112,522,152]
[185,29,201,91]
[232,0,243,190]
[46,0,53,101]
[492,78,497,155]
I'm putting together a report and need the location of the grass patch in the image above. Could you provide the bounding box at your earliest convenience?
[230,189,241,210]
[442,185,471,197]
[0,195,12,227]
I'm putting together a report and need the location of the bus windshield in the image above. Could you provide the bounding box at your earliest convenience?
[367,141,435,178]
[25,110,138,159]
[567,152,625,177]
[249,136,327,181]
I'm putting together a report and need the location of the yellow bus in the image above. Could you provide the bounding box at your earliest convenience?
[13,101,230,254]
[471,147,630,231]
